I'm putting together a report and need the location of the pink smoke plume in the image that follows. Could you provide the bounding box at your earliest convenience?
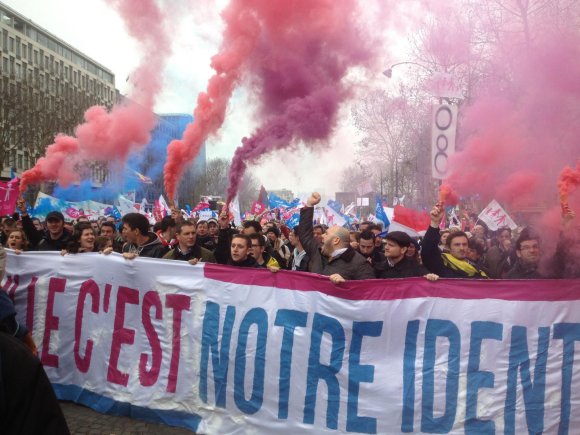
[442,12,580,214]
[163,3,261,201]
[224,0,372,203]
[558,160,580,214]
[21,0,170,192]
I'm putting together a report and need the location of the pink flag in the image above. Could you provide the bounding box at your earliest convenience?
[0,178,20,215]
[251,201,266,215]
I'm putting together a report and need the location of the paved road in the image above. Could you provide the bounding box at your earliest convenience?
[60,401,196,435]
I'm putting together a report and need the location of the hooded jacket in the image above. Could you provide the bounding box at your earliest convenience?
[122,232,167,258]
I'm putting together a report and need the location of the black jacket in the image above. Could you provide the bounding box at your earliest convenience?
[297,207,375,280]
[376,256,430,279]
[122,233,168,258]
[21,215,71,251]
[0,332,70,435]
[421,226,487,279]
[505,261,545,279]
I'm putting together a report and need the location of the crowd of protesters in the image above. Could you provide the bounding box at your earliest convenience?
[0,190,577,433]
[0,191,572,283]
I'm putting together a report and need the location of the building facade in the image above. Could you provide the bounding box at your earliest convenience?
[0,1,117,180]
[130,114,206,206]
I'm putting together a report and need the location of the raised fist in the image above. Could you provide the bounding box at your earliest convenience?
[307,192,321,207]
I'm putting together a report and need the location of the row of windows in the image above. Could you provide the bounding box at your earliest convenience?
[0,9,114,84]
[0,54,116,101]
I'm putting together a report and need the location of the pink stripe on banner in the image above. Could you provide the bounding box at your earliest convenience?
[203,263,580,302]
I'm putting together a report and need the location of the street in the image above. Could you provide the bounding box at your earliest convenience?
[60,402,195,435]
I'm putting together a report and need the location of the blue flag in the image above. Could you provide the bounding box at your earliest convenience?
[268,193,300,209]
[285,213,300,229]
[375,194,390,228]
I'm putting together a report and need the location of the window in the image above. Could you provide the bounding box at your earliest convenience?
[9,37,14,52]
[17,154,23,170]
[15,37,20,57]
[22,44,26,59]
[34,50,38,65]
[2,57,7,72]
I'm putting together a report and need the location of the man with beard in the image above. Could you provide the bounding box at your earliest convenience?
[297,192,374,283]
[358,230,385,267]
[422,202,488,279]
[163,221,216,264]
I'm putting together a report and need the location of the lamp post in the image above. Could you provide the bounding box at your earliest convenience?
[382,61,434,78]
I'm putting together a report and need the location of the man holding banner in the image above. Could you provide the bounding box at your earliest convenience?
[422,202,488,279]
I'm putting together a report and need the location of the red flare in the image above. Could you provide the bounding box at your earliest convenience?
[439,184,459,206]
[558,160,580,215]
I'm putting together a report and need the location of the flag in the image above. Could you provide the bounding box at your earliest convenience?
[127,168,153,184]
[284,213,300,229]
[327,199,344,214]
[117,195,138,216]
[230,196,242,226]
[158,195,171,216]
[325,202,347,227]
[388,205,431,237]
[192,201,211,212]
[257,185,268,205]
[268,193,300,210]
[478,200,517,231]
[0,177,20,215]
[251,201,266,215]
[375,194,390,228]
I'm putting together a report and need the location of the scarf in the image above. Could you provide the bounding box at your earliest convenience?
[442,253,488,278]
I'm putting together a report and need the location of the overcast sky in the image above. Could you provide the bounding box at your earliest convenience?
[3,0,396,197]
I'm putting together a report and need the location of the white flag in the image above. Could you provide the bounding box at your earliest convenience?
[478,200,517,231]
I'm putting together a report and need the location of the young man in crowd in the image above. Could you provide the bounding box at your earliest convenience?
[377,231,438,280]
[163,221,216,264]
[121,213,167,259]
[19,198,71,251]
[421,201,488,278]
[505,229,544,279]
[100,221,124,253]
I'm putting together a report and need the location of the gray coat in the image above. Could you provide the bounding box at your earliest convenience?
[296,207,375,280]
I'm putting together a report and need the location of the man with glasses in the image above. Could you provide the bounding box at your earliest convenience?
[506,229,544,279]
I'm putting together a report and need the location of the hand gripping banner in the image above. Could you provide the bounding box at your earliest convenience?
[3,251,580,434]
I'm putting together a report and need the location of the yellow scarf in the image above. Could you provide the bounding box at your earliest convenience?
[442,253,488,278]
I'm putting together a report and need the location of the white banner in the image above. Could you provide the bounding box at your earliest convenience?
[4,252,580,434]
[478,199,518,231]
[431,103,458,180]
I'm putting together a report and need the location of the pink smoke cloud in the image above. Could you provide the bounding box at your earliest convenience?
[21,0,170,191]
[223,0,373,202]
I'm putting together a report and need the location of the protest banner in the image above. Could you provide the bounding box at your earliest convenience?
[3,252,580,434]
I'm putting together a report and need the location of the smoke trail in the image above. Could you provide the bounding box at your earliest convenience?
[558,160,580,213]
[224,0,372,203]
[163,2,261,200]
[21,0,171,191]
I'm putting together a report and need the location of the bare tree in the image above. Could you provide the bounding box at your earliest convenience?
[351,88,431,205]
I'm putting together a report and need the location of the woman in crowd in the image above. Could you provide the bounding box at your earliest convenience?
[64,222,98,254]
[5,229,30,254]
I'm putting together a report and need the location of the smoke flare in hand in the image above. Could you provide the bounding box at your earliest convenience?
[439,184,459,207]
[558,160,580,214]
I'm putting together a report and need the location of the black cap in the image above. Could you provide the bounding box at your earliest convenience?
[45,211,65,222]
[385,231,412,247]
